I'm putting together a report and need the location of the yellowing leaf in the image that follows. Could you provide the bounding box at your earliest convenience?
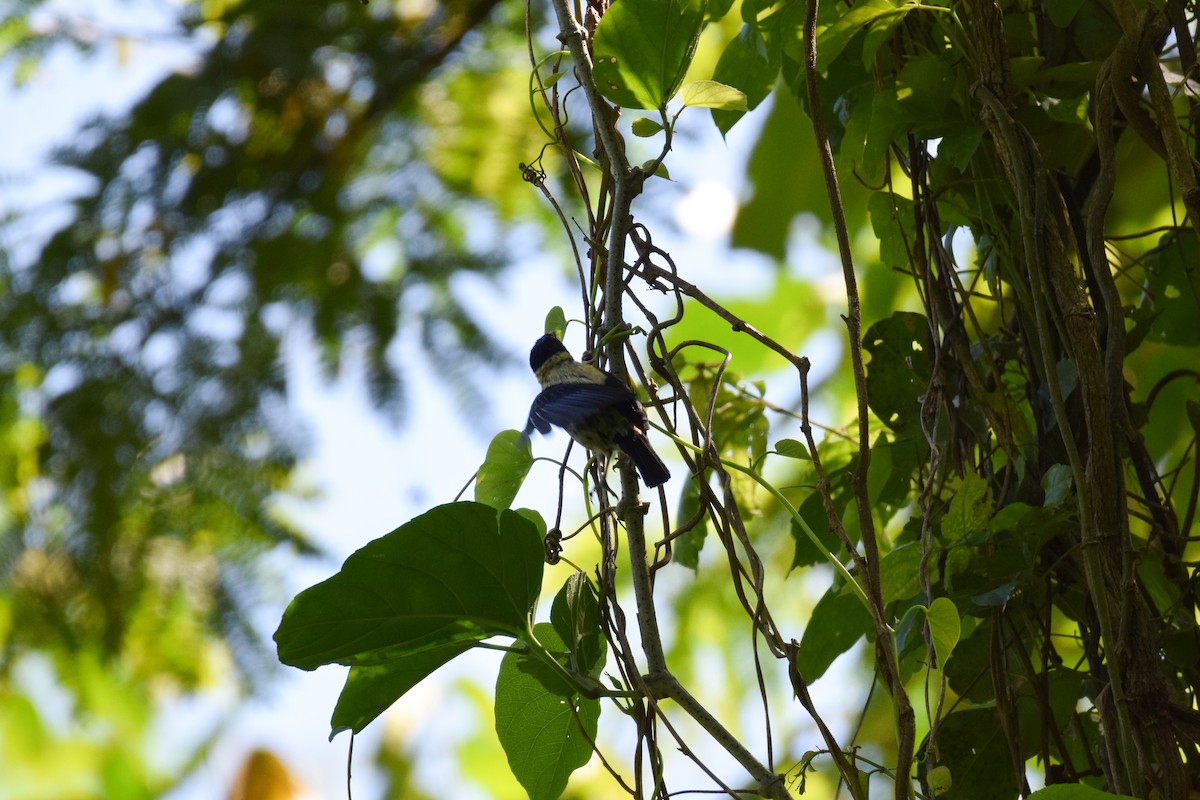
[679,80,748,111]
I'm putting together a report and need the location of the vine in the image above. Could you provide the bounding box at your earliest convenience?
[274,1,1200,798]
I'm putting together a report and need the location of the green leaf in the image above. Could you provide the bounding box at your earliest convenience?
[514,507,548,539]
[815,0,902,73]
[475,430,534,510]
[935,122,985,171]
[1026,785,1137,800]
[944,619,995,704]
[926,597,960,668]
[868,189,915,268]
[550,572,606,677]
[641,158,672,179]
[592,0,705,110]
[711,24,778,134]
[795,586,872,681]
[544,306,567,335]
[863,311,934,434]
[1144,230,1200,345]
[989,502,1032,532]
[790,490,842,569]
[775,438,811,459]
[868,434,923,511]
[1136,554,1181,617]
[935,708,1017,800]
[330,642,473,737]
[894,601,929,661]
[734,90,876,259]
[705,0,736,23]
[631,117,665,137]
[866,434,893,506]
[860,1,910,67]
[0,17,30,61]
[1045,0,1087,28]
[496,623,600,800]
[866,89,904,176]
[943,473,992,541]
[680,79,748,110]
[926,764,952,796]
[880,541,923,604]
[673,472,709,569]
[1042,464,1073,507]
[274,502,544,670]
[897,54,956,128]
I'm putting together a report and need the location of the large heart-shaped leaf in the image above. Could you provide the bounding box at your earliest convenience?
[275,501,544,670]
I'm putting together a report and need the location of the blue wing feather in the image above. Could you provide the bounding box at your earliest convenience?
[525,382,635,433]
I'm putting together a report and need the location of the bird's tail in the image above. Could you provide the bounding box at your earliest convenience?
[617,432,670,488]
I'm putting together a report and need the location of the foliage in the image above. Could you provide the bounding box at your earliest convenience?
[277,0,1200,797]
[5,0,1200,796]
[0,0,559,793]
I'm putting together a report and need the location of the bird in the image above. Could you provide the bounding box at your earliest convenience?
[523,333,670,488]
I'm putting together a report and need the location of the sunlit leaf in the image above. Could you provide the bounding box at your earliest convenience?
[475,430,534,511]
[926,597,960,668]
[880,541,923,604]
[544,307,567,336]
[926,765,952,796]
[673,472,709,570]
[592,0,705,109]
[679,80,748,111]
[815,0,903,72]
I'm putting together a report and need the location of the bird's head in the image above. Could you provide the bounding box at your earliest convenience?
[529,333,570,373]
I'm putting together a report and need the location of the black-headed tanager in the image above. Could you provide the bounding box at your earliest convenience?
[523,333,670,488]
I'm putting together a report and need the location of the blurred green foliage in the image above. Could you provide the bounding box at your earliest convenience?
[1,0,562,793]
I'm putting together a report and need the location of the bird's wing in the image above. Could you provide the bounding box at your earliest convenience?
[526,382,634,433]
